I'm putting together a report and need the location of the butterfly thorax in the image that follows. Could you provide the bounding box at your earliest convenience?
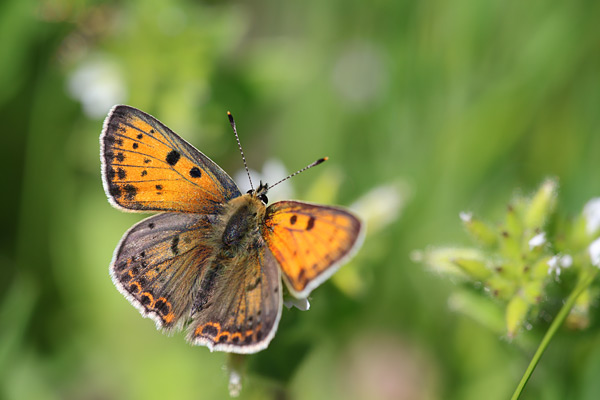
[217,194,267,255]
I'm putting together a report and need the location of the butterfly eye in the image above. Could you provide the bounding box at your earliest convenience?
[246,189,253,195]
[259,194,268,204]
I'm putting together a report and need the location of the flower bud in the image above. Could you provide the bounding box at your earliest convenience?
[415,247,486,279]
[451,257,491,281]
[499,230,521,260]
[504,204,523,238]
[485,275,516,300]
[524,178,557,230]
[460,212,497,248]
[506,295,529,338]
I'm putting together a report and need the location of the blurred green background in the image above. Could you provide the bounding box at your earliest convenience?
[3,0,600,399]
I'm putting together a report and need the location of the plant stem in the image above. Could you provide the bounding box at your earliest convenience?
[510,269,598,400]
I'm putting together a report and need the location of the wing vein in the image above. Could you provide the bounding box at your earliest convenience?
[112,132,156,148]
[119,121,172,148]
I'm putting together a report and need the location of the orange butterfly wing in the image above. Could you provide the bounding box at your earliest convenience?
[262,201,363,298]
[100,105,240,213]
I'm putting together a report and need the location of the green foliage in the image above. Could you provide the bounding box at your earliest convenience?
[418,180,600,397]
[3,0,600,399]
[419,180,600,336]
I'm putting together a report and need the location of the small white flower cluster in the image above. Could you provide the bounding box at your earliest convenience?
[528,232,546,250]
[547,254,573,276]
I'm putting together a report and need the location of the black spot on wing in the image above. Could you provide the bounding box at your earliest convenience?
[189,167,202,178]
[246,276,262,291]
[123,184,137,200]
[202,324,218,337]
[154,299,170,315]
[297,268,306,284]
[140,293,153,306]
[166,150,181,166]
[109,185,122,198]
[306,216,315,231]
[171,236,180,255]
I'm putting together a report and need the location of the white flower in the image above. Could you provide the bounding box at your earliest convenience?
[459,211,473,223]
[547,254,573,276]
[67,56,126,118]
[560,254,573,268]
[528,232,546,250]
[583,198,600,235]
[589,237,600,267]
[547,256,561,276]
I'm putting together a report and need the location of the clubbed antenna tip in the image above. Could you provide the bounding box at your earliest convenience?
[268,156,329,190]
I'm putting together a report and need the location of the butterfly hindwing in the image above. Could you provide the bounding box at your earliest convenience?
[262,200,363,298]
[187,238,282,353]
[101,105,240,213]
[110,212,217,331]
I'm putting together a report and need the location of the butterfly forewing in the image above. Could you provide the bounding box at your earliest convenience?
[101,105,240,213]
[188,240,282,353]
[262,201,363,298]
[111,212,216,331]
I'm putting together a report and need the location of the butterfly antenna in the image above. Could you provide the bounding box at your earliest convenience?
[228,111,254,191]
[268,157,328,190]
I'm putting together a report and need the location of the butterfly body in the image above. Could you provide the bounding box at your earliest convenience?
[101,105,363,353]
[219,193,266,251]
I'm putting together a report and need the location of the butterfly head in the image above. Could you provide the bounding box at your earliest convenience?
[247,181,269,205]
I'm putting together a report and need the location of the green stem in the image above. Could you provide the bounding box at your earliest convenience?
[511,269,598,400]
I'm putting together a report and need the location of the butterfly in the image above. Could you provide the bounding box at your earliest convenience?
[100,105,364,353]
